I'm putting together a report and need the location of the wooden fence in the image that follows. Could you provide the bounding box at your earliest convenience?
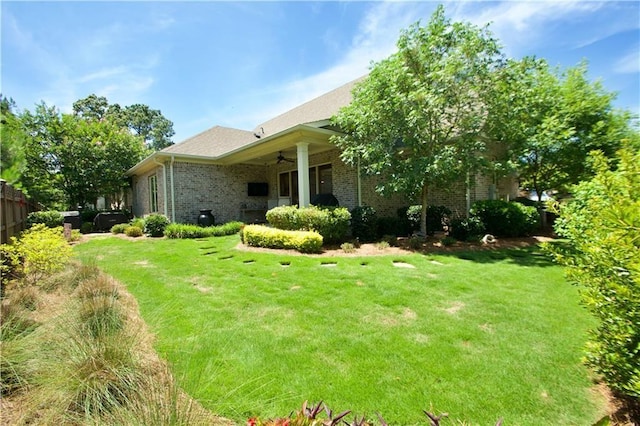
[1,180,39,244]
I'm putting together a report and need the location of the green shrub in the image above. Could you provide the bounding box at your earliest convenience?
[441,236,457,247]
[130,218,145,230]
[110,224,129,234]
[80,222,93,234]
[350,205,378,243]
[545,146,640,398]
[408,236,424,250]
[242,225,323,253]
[143,214,169,237]
[164,221,244,239]
[469,200,538,237]
[266,206,350,244]
[404,205,452,235]
[1,225,73,286]
[125,226,143,238]
[376,216,407,238]
[449,216,485,242]
[26,211,64,229]
[80,209,101,223]
[265,205,300,230]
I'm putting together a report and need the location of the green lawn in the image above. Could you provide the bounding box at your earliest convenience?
[74,235,605,425]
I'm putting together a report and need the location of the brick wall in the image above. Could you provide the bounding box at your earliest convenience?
[171,162,269,224]
[131,167,165,218]
[131,150,518,224]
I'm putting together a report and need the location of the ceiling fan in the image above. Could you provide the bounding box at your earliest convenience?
[276,151,295,164]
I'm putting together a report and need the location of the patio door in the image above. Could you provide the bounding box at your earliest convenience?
[279,164,332,206]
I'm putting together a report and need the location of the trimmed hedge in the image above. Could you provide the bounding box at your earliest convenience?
[470,200,538,237]
[164,221,244,239]
[266,205,350,244]
[26,211,64,229]
[241,225,323,253]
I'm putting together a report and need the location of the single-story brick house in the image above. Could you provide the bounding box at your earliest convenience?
[126,77,517,225]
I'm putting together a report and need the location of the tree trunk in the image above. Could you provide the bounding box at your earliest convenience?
[533,177,547,228]
[421,184,428,237]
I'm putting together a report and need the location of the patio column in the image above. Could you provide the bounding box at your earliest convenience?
[296,142,310,207]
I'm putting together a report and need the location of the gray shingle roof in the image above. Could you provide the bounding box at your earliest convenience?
[161,125,255,158]
[159,76,365,158]
[254,76,365,137]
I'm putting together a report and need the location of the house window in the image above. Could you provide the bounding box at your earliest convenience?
[279,163,332,203]
[149,175,158,213]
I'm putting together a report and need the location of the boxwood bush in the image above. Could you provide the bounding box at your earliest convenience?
[448,216,486,241]
[164,221,244,239]
[26,211,64,229]
[143,214,170,237]
[242,225,322,253]
[266,206,350,244]
[470,200,538,237]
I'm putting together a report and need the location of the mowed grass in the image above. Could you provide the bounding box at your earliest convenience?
[74,235,605,425]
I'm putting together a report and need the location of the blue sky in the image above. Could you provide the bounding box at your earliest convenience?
[2,1,638,143]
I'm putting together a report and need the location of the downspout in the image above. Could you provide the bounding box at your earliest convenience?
[170,155,176,222]
[465,171,471,217]
[357,156,362,206]
[153,156,168,218]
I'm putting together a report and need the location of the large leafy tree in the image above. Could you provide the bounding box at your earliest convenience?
[20,102,146,209]
[0,96,27,186]
[73,94,175,150]
[331,6,504,235]
[487,58,633,201]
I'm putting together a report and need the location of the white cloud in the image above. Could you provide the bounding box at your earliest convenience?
[614,47,640,74]
[215,1,431,132]
[77,66,128,84]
